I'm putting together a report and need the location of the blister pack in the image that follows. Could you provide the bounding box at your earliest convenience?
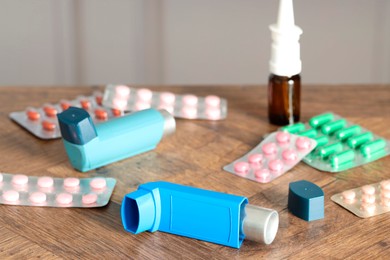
[281,112,390,172]
[223,132,316,183]
[9,91,125,139]
[0,172,116,208]
[102,84,227,120]
[331,180,390,218]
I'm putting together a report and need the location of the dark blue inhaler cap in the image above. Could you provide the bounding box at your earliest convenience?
[57,106,97,145]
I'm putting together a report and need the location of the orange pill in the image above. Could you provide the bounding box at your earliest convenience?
[42,120,56,131]
[80,99,91,110]
[95,95,103,106]
[112,109,122,117]
[60,100,71,110]
[43,105,57,117]
[95,108,108,120]
[26,109,40,120]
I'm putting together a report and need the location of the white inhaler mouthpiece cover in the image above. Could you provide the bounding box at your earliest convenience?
[269,0,303,77]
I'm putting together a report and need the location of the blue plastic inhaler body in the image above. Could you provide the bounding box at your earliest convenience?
[121,181,279,248]
[57,107,175,172]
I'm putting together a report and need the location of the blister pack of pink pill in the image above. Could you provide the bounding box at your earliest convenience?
[331,180,390,218]
[0,172,116,207]
[223,132,317,183]
[102,84,227,120]
[9,91,125,139]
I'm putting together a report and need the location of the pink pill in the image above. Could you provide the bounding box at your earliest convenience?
[282,149,298,162]
[380,180,390,191]
[29,192,47,204]
[381,198,390,207]
[381,190,390,199]
[0,173,3,182]
[182,95,198,106]
[361,194,376,204]
[64,178,80,188]
[361,202,376,213]
[3,190,19,202]
[158,104,174,114]
[90,178,107,190]
[137,88,153,101]
[205,107,221,120]
[342,190,356,202]
[248,153,263,166]
[254,169,271,182]
[12,175,28,186]
[56,193,73,205]
[113,98,128,110]
[262,143,278,155]
[115,85,130,98]
[160,92,176,104]
[135,101,151,111]
[205,95,221,107]
[234,161,250,175]
[182,106,197,119]
[82,193,98,204]
[295,137,312,150]
[362,185,375,195]
[276,132,290,144]
[37,176,54,188]
[268,159,284,173]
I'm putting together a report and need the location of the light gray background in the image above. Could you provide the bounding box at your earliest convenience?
[1,0,389,86]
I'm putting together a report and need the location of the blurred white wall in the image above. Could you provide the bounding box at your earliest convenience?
[0,0,389,86]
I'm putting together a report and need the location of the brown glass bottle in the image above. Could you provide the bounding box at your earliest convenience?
[268,73,300,126]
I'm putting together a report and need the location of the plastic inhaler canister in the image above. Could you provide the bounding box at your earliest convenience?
[57,107,175,172]
[121,181,279,248]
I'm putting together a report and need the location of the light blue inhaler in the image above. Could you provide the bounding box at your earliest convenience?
[57,107,175,172]
[121,181,279,248]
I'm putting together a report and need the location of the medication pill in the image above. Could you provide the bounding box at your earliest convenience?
[298,129,317,138]
[182,95,198,106]
[26,109,40,121]
[381,198,390,207]
[282,149,298,162]
[60,100,71,110]
[111,108,122,117]
[362,194,376,204]
[313,136,329,148]
[82,193,98,204]
[181,106,197,119]
[113,98,128,110]
[90,178,107,190]
[115,85,130,98]
[42,120,56,131]
[268,159,284,173]
[205,107,221,120]
[362,185,376,195]
[95,94,103,106]
[361,202,376,213]
[330,150,355,167]
[319,142,343,158]
[342,190,356,202]
[135,101,151,111]
[12,175,28,186]
[295,137,312,150]
[29,192,46,204]
[254,169,271,182]
[159,104,174,115]
[380,180,390,191]
[37,176,54,188]
[248,153,263,166]
[309,113,334,128]
[205,95,221,107]
[360,139,387,157]
[80,99,91,110]
[56,193,73,204]
[234,162,250,174]
[137,88,153,101]
[347,132,373,149]
[321,119,346,135]
[94,108,108,120]
[160,92,176,104]
[3,190,19,202]
[43,105,58,117]
[276,132,290,144]
[381,190,390,199]
[262,143,278,155]
[281,123,305,134]
[335,125,361,141]
[64,177,80,188]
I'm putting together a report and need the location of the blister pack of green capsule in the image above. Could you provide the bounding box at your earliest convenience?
[281,112,390,172]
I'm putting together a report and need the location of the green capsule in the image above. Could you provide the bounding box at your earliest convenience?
[335,125,361,141]
[321,119,347,135]
[331,150,355,167]
[347,132,373,149]
[360,139,387,157]
[309,113,334,128]
[281,123,305,134]
[319,142,343,158]
[313,136,329,147]
[298,129,317,138]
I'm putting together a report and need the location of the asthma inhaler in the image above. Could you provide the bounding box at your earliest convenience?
[121,181,279,248]
[268,0,302,126]
[57,107,175,172]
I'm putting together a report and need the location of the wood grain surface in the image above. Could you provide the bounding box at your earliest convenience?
[0,85,389,259]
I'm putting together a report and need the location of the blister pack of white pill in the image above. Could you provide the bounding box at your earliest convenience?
[223,132,317,183]
[0,172,116,208]
[331,180,390,218]
[9,91,126,139]
[102,84,227,120]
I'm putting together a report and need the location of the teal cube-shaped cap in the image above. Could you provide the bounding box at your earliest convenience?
[57,107,97,145]
[288,180,324,221]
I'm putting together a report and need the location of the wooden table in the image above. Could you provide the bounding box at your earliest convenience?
[0,85,389,259]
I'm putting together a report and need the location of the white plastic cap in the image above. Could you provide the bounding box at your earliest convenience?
[269,0,303,77]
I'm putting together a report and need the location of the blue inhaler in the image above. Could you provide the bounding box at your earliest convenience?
[121,181,279,248]
[57,107,175,172]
